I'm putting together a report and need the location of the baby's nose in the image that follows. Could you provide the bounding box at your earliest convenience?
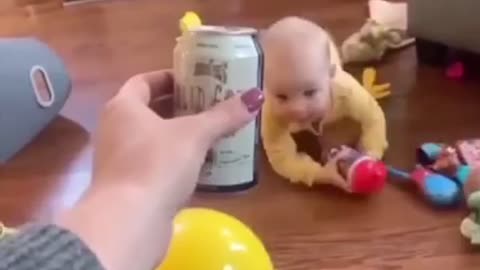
[289,105,309,121]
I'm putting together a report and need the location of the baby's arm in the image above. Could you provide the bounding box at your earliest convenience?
[335,70,388,159]
[261,101,341,186]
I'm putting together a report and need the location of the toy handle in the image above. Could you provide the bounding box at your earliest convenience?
[388,166,461,206]
[387,166,411,182]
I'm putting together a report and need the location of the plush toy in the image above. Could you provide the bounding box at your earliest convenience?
[460,168,480,245]
[341,19,415,64]
[261,17,389,191]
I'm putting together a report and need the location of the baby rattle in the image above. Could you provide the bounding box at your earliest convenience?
[327,146,387,194]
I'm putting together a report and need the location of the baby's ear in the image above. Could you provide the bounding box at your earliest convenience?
[329,64,336,78]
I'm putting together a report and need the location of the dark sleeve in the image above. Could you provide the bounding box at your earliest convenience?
[0,224,105,270]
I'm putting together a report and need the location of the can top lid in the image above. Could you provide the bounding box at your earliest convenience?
[190,25,257,36]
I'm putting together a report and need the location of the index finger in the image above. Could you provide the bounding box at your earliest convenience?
[119,70,174,104]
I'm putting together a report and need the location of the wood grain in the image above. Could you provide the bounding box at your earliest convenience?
[0,0,479,269]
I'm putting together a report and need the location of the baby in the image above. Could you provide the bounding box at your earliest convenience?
[260,17,388,191]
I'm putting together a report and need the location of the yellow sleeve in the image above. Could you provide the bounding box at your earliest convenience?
[260,101,338,186]
[334,70,388,159]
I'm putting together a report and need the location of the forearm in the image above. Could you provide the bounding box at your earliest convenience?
[336,70,388,159]
[359,119,388,159]
[0,223,103,270]
[55,182,174,270]
[261,127,336,186]
[265,146,335,186]
[261,103,339,185]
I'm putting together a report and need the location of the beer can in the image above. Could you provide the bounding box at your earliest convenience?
[173,25,264,192]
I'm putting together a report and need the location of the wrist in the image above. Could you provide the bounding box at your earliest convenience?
[56,181,174,270]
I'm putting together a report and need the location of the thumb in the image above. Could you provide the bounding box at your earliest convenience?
[196,88,264,144]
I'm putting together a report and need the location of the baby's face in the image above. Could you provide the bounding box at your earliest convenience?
[262,16,335,124]
[264,48,333,124]
[267,71,332,124]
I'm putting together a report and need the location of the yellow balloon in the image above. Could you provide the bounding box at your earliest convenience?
[157,208,274,270]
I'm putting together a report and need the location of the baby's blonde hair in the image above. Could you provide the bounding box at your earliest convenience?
[262,16,341,84]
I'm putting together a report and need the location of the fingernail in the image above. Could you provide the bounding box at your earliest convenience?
[240,88,264,112]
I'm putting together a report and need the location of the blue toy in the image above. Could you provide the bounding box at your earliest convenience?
[416,143,443,165]
[388,166,462,206]
[389,141,477,207]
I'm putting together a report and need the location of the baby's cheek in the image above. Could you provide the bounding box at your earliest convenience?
[311,95,330,114]
[271,102,289,118]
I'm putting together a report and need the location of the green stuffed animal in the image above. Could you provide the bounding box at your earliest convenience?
[460,168,480,245]
[461,192,480,245]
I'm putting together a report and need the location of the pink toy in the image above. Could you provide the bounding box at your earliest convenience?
[446,61,465,80]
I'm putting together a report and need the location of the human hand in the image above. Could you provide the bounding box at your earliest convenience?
[61,70,264,270]
[324,146,352,192]
[93,70,264,212]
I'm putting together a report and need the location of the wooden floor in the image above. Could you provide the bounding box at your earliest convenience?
[1,0,480,269]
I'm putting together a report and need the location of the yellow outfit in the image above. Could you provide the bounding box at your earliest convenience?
[261,54,388,186]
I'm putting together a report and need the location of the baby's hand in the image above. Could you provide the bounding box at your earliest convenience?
[325,146,352,192]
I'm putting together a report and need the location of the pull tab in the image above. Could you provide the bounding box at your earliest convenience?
[30,65,55,108]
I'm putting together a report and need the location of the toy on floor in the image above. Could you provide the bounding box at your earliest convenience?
[341,19,415,64]
[460,167,480,245]
[388,166,462,206]
[328,146,387,194]
[341,0,414,64]
[417,143,473,184]
[156,208,274,270]
[446,61,466,80]
[389,139,480,207]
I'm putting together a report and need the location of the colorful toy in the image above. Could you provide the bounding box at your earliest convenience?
[389,139,480,207]
[417,140,480,169]
[388,166,462,206]
[417,143,473,185]
[329,146,387,194]
[460,168,480,245]
[156,208,274,270]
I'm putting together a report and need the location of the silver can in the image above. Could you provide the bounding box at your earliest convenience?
[173,25,263,192]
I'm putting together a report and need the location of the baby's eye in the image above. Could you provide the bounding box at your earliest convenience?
[276,94,288,101]
[303,89,317,98]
